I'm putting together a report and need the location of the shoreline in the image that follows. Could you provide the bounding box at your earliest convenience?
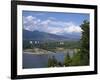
[23,48,79,55]
[23,48,56,55]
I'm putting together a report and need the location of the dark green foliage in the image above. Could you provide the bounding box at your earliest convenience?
[58,62,63,67]
[70,52,81,66]
[48,57,53,67]
[80,20,89,50]
[80,20,89,65]
[48,56,64,67]
[23,40,32,49]
[64,54,72,66]
[52,56,58,67]
[48,56,58,67]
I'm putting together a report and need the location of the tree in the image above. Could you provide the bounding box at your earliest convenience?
[48,56,58,67]
[52,56,58,67]
[80,20,89,65]
[48,57,53,67]
[58,62,63,67]
[70,51,81,66]
[64,53,71,66]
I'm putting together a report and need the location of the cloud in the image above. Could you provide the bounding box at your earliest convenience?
[23,16,41,31]
[64,25,82,33]
[23,15,82,35]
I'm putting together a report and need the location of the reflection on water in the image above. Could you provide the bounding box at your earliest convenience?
[23,50,75,68]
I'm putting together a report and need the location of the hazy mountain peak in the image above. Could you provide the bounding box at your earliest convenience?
[23,29,80,41]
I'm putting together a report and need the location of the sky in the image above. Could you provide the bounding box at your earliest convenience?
[23,11,89,35]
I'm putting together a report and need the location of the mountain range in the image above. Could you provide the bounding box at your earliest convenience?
[23,30,81,41]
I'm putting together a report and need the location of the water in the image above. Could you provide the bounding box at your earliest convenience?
[23,50,75,68]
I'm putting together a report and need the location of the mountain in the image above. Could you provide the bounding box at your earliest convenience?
[23,30,69,41]
[23,30,80,41]
[62,33,81,40]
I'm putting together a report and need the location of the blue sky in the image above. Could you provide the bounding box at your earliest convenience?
[23,11,89,35]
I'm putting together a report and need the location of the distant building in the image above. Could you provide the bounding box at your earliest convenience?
[29,41,32,44]
[35,41,37,44]
[29,41,40,44]
[59,42,64,45]
[35,41,40,44]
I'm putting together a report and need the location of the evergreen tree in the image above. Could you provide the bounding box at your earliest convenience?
[48,57,53,67]
[70,52,81,66]
[48,56,58,67]
[52,56,58,67]
[80,20,89,65]
[64,53,71,66]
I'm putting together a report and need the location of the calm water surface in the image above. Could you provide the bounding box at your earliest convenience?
[23,51,75,68]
